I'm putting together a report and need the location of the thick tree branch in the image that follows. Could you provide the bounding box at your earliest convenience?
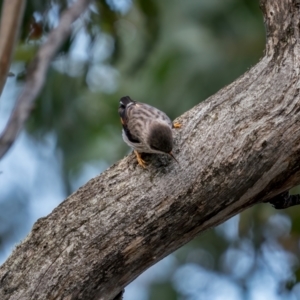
[0,0,26,98]
[0,0,92,159]
[1,0,300,299]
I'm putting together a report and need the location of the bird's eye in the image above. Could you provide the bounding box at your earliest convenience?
[119,102,125,109]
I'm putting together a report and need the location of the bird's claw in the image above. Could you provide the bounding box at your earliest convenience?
[173,122,182,129]
[134,150,147,168]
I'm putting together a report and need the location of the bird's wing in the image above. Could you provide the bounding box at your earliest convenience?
[122,104,142,144]
[141,103,173,128]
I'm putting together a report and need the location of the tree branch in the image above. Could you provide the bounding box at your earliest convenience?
[0,0,26,98]
[267,191,300,209]
[0,0,300,299]
[0,0,92,159]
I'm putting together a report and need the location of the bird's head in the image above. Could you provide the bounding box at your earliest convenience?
[148,122,179,163]
[118,96,135,118]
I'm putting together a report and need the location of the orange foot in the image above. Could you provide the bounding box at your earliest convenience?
[173,122,182,129]
[134,150,147,168]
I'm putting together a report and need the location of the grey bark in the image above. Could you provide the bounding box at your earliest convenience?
[1,0,300,299]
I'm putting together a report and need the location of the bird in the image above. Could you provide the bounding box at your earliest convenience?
[118,96,181,168]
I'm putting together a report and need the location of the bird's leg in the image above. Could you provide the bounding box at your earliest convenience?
[134,150,147,168]
[173,122,182,128]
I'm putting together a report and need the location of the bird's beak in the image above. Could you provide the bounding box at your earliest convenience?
[168,152,179,164]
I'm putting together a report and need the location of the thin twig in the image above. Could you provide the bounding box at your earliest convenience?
[0,0,92,159]
[0,0,26,98]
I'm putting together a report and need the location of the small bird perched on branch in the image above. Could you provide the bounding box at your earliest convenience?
[118,96,181,168]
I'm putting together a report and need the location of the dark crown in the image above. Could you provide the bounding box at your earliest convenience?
[120,96,134,107]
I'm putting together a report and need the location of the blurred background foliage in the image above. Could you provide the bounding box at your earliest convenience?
[0,0,300,299]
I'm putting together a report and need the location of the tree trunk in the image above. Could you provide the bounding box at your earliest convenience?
[1,0,300,299]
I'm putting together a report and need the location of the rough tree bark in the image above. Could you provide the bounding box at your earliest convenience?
[0,0,300,299]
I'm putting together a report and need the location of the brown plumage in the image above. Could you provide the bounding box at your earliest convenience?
[118,96,180,168]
